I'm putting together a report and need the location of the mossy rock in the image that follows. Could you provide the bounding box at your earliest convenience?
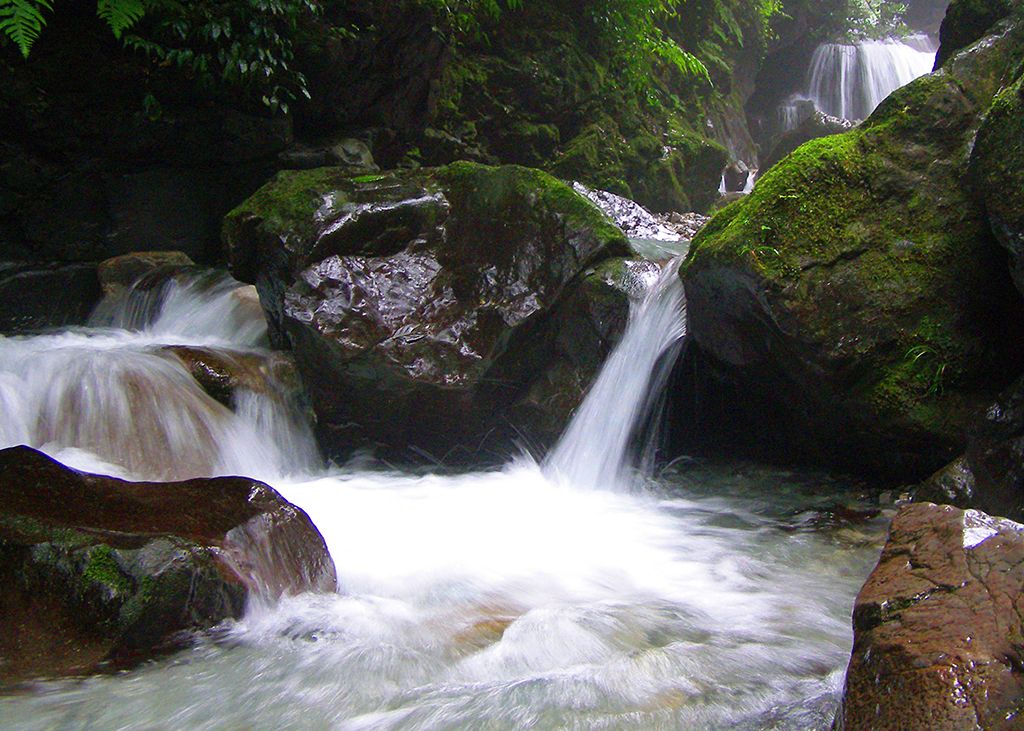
[549,118,727,213]
[936,0,1017,67]
[970,72,1024,296]
[224,161,630,463]
[681,21,1024,481]
[0,446,335,685]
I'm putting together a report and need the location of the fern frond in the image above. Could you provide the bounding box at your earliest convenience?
[96,0,146,39]
[0,0,54,57]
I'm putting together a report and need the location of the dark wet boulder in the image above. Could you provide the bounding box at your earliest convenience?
[970,71,1024,298]
[0,262,102,334]
[0,446,335,686]
[917,375,1024,521]
[935,0,1017,68]
[835,502,1024,730]
[680,12,1024,481]
[224,162,629,462]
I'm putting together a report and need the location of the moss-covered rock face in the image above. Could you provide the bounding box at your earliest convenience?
[936,0,1017,67]
[0,446,336,686]
[681,12,1024,481]
[224,162,631,463]
[970,72,1024,296]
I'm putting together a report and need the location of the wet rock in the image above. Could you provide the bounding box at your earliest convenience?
[681,11,1024,481]
[571,182,682,243]
[917,375,1024,521]
[278,136,379,172]
[722,161,750,193]
[0,262,101,334]
[0,446,336,686]
[97,251,195,296]
[160,345,303,410]
[835,502,1024,730]
[970,70,1024,298]
[761,110,856,175]
[224,162,629,462]
[936,0,1016,68]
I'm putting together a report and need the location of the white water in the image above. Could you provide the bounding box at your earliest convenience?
[0,267,884,729]
[781,34,936,127]
[546,257,685,490]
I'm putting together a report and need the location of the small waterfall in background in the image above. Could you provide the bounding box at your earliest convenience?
[545,256,686,490]
[780,33,936,128]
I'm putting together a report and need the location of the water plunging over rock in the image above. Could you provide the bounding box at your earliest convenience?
[546,257,687,489]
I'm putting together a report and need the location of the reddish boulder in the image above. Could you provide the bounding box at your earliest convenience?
[836,502,1024,730]
[0,446,335,686]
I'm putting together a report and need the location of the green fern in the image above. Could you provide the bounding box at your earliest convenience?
[97,0,145,39]
[0,0,53,58]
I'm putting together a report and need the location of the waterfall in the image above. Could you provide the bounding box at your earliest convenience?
[780,34,936,127]
[0,271,318,481]
[544,256,686,490]
[0,262,883,730]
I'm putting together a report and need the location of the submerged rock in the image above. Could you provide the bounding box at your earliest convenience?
[836,502,1024,730]
[681,8,1024,481]
[0,446,335,686]
[224,162,630,462]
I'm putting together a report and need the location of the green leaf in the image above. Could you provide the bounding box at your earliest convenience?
[96,0,145,39]
[0,0,54,57]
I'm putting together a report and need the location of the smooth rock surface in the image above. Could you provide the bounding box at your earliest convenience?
[836,502,1024,730]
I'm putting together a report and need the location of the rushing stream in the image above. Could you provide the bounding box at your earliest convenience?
[0,268,886,729]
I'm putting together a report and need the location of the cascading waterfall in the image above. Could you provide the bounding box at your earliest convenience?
[0,264,886,730]
[545,256,686,489]
[0,272,318,481]
[780,34,936,128]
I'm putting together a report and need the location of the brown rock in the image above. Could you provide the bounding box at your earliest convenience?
[836,502,1024,730]
[97,250,195,296]
[0,446,336,686]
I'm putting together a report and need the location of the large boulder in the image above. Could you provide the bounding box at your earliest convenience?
[224,162,630,462]
[935,0,1017,68]
[918,375,1024,521]
[0,262,102,333]
[970,71,1024,297]
[0,446,336,685]
[835,502,1024,730]
[680,10,1024,481]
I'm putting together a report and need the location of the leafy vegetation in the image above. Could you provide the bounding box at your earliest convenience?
[1,0,321,112]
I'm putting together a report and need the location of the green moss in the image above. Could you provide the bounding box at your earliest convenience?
[224,167,355,240]
[82,545,131,595]
[437,161,628,256]
[0,515,94,548]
